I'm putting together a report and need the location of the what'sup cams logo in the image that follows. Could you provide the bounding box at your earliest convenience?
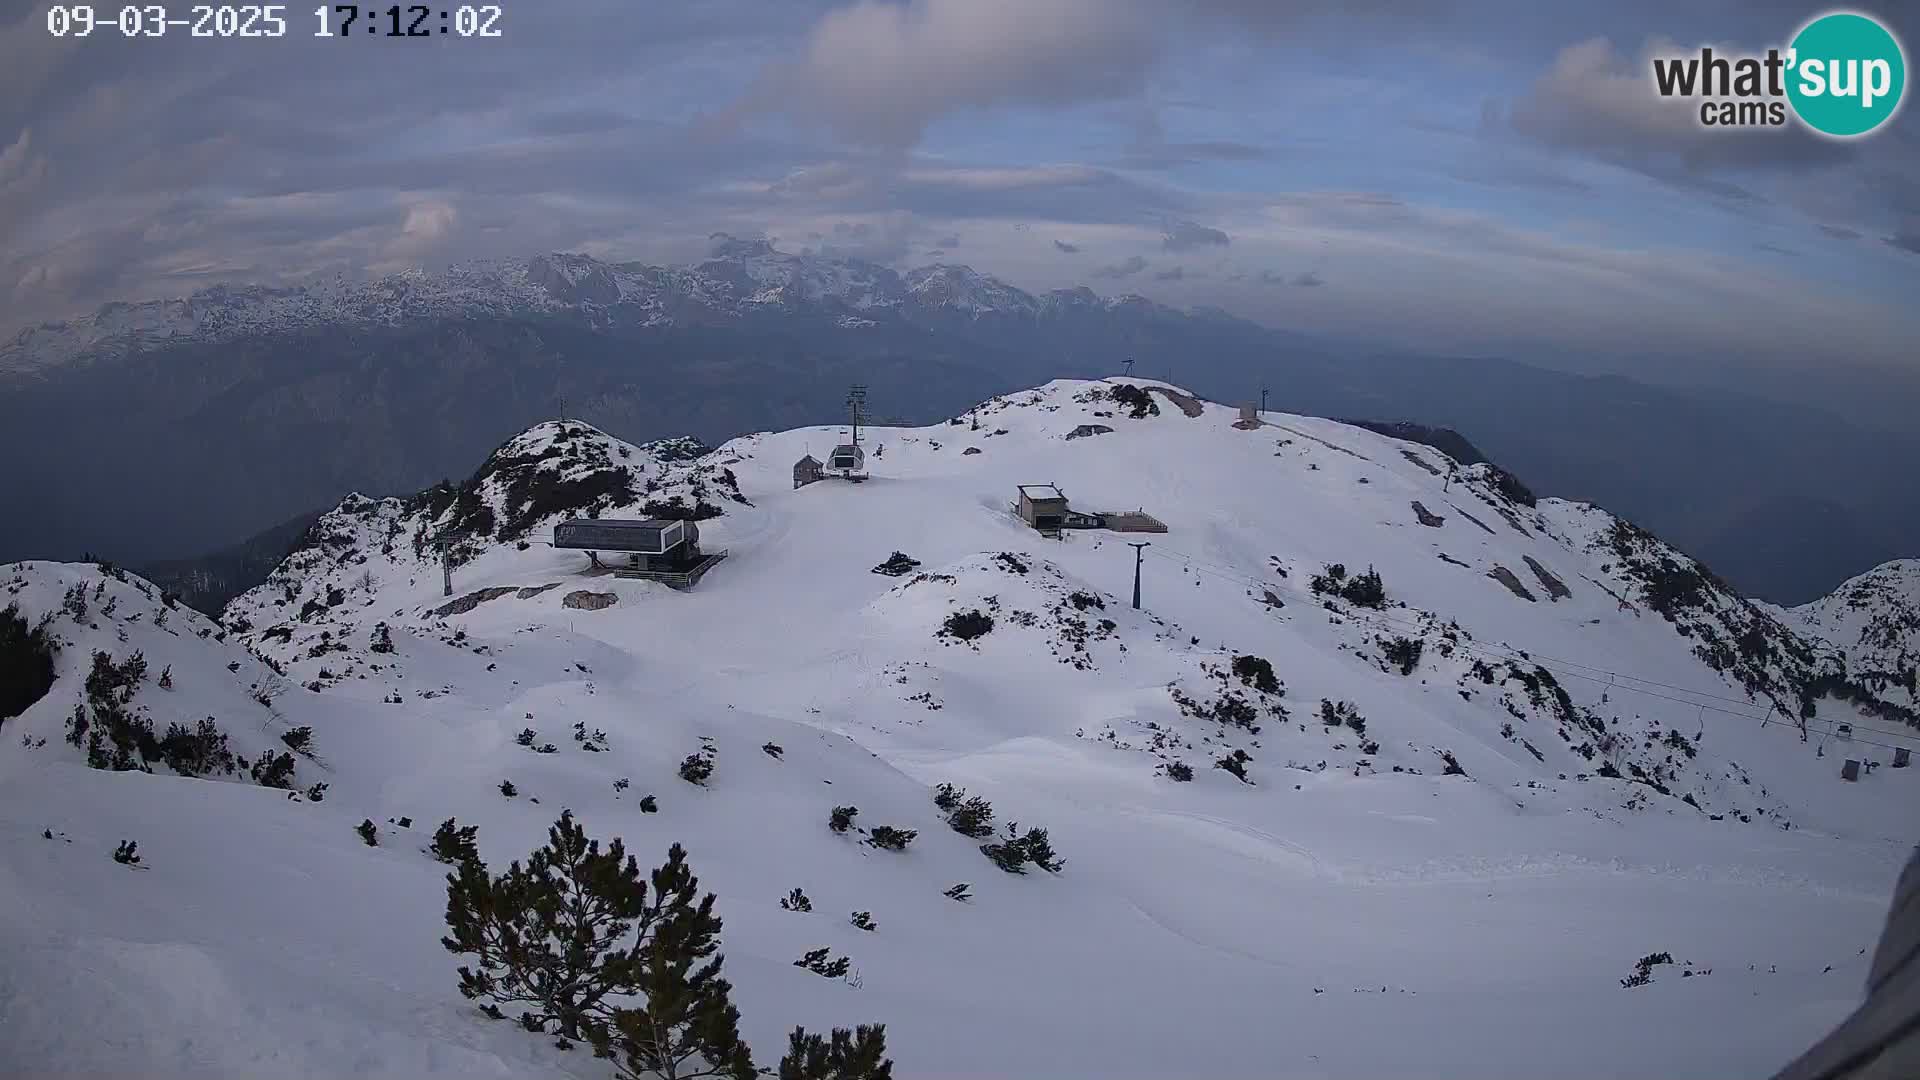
[1651,10,1906,138]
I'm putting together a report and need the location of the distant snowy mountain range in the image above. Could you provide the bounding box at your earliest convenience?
[0,237,1157,375]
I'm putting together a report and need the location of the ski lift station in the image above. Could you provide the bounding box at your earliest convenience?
[552,517,728,590]
[828,441,866,479]
[1015,483,1166,539]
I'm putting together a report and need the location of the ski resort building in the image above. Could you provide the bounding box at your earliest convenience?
[1015,484,1167,538]
[551,517,728,589]
[1017,484,1072,536]
[793,454,824,489]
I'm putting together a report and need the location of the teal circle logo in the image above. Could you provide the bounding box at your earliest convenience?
[1786,11,1907,137]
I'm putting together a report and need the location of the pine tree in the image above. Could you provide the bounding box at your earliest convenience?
[979,841,1028,874]
[1012,826,1064,873]
[431,817,480,864]
[848,911,876,932]
[776,1025,894,1080]
[442,812,754,1073]
[944,795,995,839]
[780,888,812,912]
[357,819,379,846]
[943,883,971,902]
[500,779,518,798]
[600,849,758,1080]
[113,840,141,865]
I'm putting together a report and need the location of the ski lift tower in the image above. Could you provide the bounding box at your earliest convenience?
[430,527,473,597]
[828,384,870,481]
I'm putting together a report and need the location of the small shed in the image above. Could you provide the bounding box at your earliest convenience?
[1894,747,1910,769]
[829,443,865,474]
[1842,758,1861,782]
[1017,484,1070,535]
[1240,403,1258,423]
[793,454,824,489]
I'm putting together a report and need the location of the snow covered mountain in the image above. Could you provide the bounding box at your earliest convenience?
[0,240,1166,376]
[1778,559,1920,718]
[3,378,1917,1079]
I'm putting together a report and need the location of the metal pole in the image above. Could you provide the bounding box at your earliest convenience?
[442,553,452,597]
[1129,542,1150,609]
[1260,386,1268,414]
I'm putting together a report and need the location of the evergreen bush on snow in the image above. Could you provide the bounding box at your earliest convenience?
[357,819,379,846]
[1308,564,1387,609]
[794,948,851,979]
[430,818,479,865]
[1,604,60,726]
[780,888,813,913]
[1382,636,1423,676]
[157,717,237,777]
[1230,654,1280,694]
[937,787,995,839]
[249,750,297,789]
[828,806,859,834]
[679,748,716,786]
[939,609,994,642]
[866,825,917,851]
[442,811,891,1077]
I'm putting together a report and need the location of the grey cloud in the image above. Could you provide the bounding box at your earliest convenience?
[740,0,1162,147]
[1818,224,1862,241]
[1154,266,1186,281]
[1292,271,1325,287]
[1092,255,1149,278]
[1114,138,1271,170]
[822,216,917,263]
[1162,219,1230,251]
[1054,239,1081,253]
[1887,231,1920,256]
[934,233,961,248]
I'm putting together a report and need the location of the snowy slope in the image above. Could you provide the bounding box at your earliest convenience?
[4,378,1918,1080]
[1778,559,1920,717]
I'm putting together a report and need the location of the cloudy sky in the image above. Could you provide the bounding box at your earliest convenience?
[3,0,1917,383]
